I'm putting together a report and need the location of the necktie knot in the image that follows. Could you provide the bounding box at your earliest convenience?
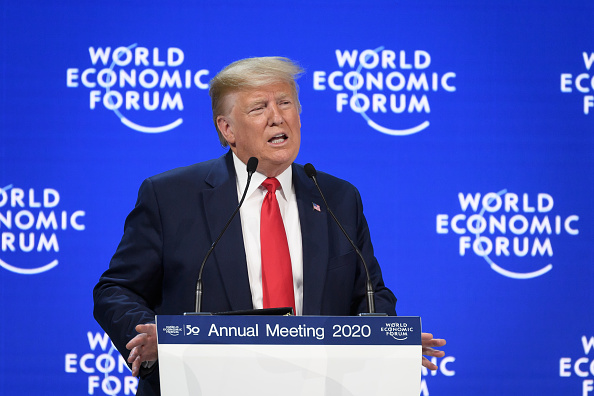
[262,177,280,194]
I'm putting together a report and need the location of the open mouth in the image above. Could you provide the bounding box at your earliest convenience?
[268,133,288,144]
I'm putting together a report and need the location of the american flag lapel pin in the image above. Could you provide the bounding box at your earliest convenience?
[312,202,321,212]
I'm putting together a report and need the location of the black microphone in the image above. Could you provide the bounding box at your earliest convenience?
[193,157,258,313]
[304,163,379,315]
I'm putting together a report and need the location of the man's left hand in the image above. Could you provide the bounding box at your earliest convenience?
[421,332,446,370]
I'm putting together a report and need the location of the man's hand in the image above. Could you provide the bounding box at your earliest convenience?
[421,332,446,370]
[126,323,158,377]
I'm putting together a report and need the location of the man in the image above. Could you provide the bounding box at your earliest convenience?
[93,56,445,396]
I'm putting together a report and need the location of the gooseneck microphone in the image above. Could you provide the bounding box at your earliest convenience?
[304,163,377,315]
[194,157,259,313]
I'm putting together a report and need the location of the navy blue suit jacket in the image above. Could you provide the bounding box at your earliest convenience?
[93,152,396,395]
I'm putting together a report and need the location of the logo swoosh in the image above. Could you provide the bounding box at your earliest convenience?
[0,258,59,274]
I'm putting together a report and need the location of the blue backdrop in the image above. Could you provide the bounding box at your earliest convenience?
[1,1,593,395]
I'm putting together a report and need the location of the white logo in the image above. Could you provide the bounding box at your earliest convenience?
[163,325,183,336]
[559,335,594,395]
[66,44,210,133]
[185,325,200,336]
[380,322,412,341]
[436,190,579,279]
[0,184,85,275]
[65,332,138,395]
[421,356,456,396]
[313,46,456,136]
[560,52,594,114]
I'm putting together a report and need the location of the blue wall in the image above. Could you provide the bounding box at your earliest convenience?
[1,1,593,395]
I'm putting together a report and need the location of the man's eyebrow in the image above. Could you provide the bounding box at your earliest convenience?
[276,92,293,100]
[243,92,292,109]
[245,98,267,108]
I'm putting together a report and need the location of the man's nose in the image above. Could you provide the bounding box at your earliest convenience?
[267,104,284,126]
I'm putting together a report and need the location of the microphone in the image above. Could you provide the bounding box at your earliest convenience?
[193,157,258,313]
[304,163,378,315]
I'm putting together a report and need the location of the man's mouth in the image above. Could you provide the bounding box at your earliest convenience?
[268,133,288,144]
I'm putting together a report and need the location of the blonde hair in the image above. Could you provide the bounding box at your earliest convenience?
[209,57,304,147]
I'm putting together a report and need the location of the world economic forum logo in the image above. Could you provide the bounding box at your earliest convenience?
[65,331,138,395]
[381,322,413,341]
[163,325,183,336]
[313,46,456,136]
[0,184,85,275]
[560,52,594,115]
[66,44,210,133]
[559,335,594,396]
[436,190,579,279]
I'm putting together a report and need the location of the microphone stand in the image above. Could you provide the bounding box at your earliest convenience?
[191,157,258,314]
[305,163,385,316]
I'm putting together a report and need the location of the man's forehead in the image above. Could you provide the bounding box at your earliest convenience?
[237,84,294,101]
[221,82,296,114]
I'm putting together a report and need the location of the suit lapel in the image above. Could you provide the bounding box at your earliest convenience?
[293,165,329,315]
[201,157,331,314]
[202,152,253,311]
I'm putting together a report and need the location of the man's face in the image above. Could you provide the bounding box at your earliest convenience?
[217,82,301,177]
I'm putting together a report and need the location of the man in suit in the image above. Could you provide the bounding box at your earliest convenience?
[93,56,445,396]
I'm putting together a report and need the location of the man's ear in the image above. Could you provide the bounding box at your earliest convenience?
[217,116,236,146]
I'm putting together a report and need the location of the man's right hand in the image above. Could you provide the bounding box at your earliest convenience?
[126,323,158,377]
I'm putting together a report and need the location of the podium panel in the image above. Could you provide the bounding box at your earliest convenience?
[156,315,421,396]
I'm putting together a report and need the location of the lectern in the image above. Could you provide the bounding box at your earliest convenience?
[156,315,421,395]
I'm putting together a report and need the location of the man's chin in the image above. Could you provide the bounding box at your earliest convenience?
[258,158,295,177]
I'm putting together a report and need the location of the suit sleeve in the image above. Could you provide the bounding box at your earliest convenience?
[93,177,164,365]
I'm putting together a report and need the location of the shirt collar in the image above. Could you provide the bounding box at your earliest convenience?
[232,152,294,200]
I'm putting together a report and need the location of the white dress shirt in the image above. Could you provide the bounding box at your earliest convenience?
[232,153,304,315]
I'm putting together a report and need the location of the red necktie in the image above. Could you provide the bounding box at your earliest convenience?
[260,178,295,313]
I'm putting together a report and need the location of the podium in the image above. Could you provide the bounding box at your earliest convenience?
[156,315,421,396]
